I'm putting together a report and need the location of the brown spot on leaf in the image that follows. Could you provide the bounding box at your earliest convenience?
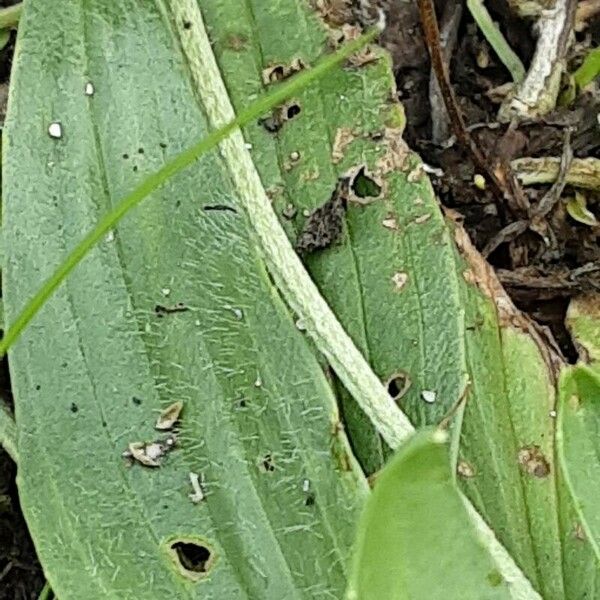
[155,401,183,431]
[331,127,357,164]
[375,129,410,175]
[573,523,587,541]
[225,33,248,51]
[314,0,354,26]
[414,213,431,224]
[518,445,550,478]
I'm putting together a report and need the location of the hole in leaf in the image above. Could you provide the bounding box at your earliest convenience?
[351,167,382,198]
[167,538,215,581]
[286,103,301,119]
[261,453,276,472]
[386,372,411,401]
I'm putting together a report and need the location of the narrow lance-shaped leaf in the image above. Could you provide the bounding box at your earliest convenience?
[200,2,599,597]
[200,0,468,473]
[3,1,372,597]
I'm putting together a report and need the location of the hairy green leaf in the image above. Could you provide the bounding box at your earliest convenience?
[3,2,372,597]
[200,3,600,597]
[200,0,467,474]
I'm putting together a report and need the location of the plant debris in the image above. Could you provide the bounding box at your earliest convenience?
[122,435,177,468]
[155,401,183,431]
[295,177,350,254]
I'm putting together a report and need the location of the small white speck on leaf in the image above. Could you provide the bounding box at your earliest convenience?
[296,319,306,331]
[189,472,205,503]
[302,209,311,218]
[382,217,398,230]
[84,82,95,96]
[48,122,63,139]
[254,375,262,388]
[195,319,201,326]
[392,272,408,291]
[414,213,431,224]
[421,390,436,404]
[457,461,476,478]
[230,307,243,320]
[105,230,115,242]
[431,429,448,443]
[244,142,253,150]
[302,479,310,492]
[161,287,171,297]
[549,410,557,418]
[290,151,300,161]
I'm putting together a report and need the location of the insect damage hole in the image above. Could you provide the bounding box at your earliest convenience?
[167,538,215,581]
[351,167,382,199]
[386,372,411,401]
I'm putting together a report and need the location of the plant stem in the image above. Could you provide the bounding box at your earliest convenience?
[37,581,53,600]
[173,0,413,449]
[0,26,379,358]
[0,3,22,29]
[0,399,17,462]
[467,0,526,82]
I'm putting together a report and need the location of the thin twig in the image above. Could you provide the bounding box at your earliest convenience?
[532,128,573,218]
[482,219,529,257]
[467,0,526,82]
[499,0,577,119]
[418,0,530,216]
[430,1,462,144]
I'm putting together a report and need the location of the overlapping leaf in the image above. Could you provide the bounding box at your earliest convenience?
[3,2,369,597]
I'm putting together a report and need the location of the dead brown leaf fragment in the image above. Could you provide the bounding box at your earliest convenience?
[155,400,184,431]
[331,127,357,164]
[447,209,564,375]
[123,435,177,468]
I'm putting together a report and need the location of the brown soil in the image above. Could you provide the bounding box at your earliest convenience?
[381,0,599,361]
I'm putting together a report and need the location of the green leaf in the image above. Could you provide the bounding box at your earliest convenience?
[202,4,597,597]
[449,227,592,599]
[566,192,598,227]
[347,429,512,600]
[200,0,468,473]
[573,47,600,91]
[3,1,372,597]
[558,365,600,560]
[567,294,600,374]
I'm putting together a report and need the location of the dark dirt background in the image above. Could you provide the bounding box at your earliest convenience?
[1,0,599,597]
